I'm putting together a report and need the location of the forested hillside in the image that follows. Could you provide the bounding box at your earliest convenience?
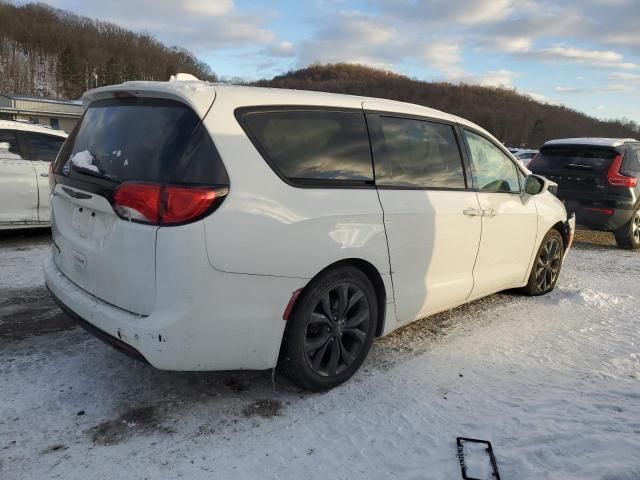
[257,64,639,147]
[0,2,216,99]
[1,3,637,147]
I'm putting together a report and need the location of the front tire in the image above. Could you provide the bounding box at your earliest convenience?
[278,266,378,392]
[614,208,640,250]
[523,229,564,296]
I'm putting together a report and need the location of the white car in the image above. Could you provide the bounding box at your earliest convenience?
[45,79,574,391]
[0,120,67,229]
[515,149,539,166]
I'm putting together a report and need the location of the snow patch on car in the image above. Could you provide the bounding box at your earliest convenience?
[69,150,99,173]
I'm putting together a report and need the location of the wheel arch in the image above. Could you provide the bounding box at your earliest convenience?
[300,258,388,337]
[552,221,568,250]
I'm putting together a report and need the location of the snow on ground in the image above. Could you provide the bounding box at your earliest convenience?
[0,232,51,290]
[0,231,639,480]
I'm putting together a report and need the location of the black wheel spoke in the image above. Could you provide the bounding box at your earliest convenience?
[306,331,332,351]
[327,340,340,377]
[345,309,368,329]
[309,311,332,326]
[343,327,367,344]
[339,337,355,365]
[346,290,364,313]
[311,339,331,371]
[320,294,333,320]
[337,284,349,319]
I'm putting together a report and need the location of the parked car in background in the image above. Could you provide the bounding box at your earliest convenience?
[45,79,574,391]
[508,147,522,155]
[0,120,66,229]
[529,137,640,249]
[515,149,539,166]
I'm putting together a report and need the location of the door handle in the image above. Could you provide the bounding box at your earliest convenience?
[40,173,49,177]
[463,208,483,216]
[483,208,497,217]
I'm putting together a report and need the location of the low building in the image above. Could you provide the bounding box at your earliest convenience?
[0,94,83,133]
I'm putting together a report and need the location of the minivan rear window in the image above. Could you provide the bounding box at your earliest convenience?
[532,147,617,173]
[54,98,228,185]
[238,109,373,185]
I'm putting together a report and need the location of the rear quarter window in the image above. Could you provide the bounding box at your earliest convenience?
[237,109,373,186]
[622,145,640,175]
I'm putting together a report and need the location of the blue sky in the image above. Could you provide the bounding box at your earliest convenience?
[43,0,640,123]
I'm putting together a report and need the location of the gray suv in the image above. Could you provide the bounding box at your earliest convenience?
[529,137,640,249]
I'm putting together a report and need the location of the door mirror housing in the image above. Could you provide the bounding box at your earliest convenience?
[525,174,557,196]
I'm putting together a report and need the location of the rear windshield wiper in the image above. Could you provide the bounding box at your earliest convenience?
[70,163,117,182]
[68,150,117,181]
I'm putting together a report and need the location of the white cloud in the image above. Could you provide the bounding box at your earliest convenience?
[456,0,514,24]
[524,91,551,103]
[485,36,533,53]
[183,0,233,16]
[297,12,403,68]
[517,45,638,70]
[422,43,464,77]
[47,0,277,52]
[371,0,514,25]
[471,69,517,88]
[263,41,296,58]
[609,72,640,81]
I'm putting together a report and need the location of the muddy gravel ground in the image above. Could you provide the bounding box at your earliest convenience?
[1,227,638,479]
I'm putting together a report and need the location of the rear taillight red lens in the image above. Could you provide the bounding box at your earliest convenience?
[607,154,638,188]
[112,182,227,226]
[113,183,162,223]
[160,186,219,225]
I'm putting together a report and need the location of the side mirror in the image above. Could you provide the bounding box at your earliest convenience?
[525,174,557,196]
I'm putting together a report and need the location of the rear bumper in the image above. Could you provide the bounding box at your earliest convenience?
[575,208,634,231]
[44,254,306,371]
[48,286,148,363]
[564,200,635,231]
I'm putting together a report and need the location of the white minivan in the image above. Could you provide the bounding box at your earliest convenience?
[45,79,574,391]
[0,121,66,229]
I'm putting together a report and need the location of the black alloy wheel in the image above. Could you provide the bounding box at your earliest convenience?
[615,209,640,250]
[304,283,370,377]
[278,266,378,391]
[523,229,564,296]
[535,236,563,292]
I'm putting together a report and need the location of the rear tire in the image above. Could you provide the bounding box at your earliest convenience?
[277,266,378,392]
[522,229,564,296]
[614,208,640,250]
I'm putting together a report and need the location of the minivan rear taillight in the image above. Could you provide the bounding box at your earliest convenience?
[607,154,638,188]
[113,182,228,226]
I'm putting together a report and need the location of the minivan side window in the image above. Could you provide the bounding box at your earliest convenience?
[463,129,521,193]
[0,131,23,160]
[368,115,466,189]
[239,109,373,185]
[24,133,64,162]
